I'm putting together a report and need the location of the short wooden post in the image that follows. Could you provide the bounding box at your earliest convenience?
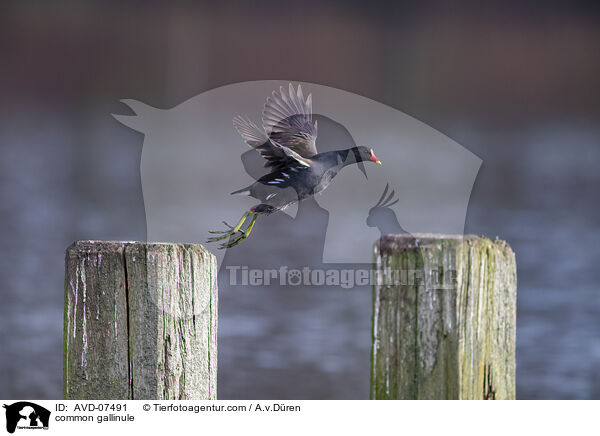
[63,241,218,400]
[371,234,516,399]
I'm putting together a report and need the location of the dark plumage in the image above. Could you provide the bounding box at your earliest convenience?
[208,83,381,249]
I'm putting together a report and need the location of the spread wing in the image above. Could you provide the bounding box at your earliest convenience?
[262,83,318,157]
[233,115,312,170]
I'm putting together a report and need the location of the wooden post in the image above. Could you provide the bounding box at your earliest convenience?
[63,241,218,400]
[371,234,516,400]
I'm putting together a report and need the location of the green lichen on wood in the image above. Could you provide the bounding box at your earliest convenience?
[63,241,129,400]
[371,234,516,400]
[63,241,218,400]
[455,237,516,400]
[126,243,218,399]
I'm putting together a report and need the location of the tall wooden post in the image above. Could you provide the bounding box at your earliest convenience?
[63,241,218,400]
[371,234,516,399]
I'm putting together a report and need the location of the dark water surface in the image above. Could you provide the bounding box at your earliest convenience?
[1,114,598,399]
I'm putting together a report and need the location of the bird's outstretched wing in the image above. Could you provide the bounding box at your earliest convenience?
[262,83,318,157]
[233,115,312,170]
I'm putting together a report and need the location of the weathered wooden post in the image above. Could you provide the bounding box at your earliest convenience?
[63,241,218,400]
[371,234,516,399]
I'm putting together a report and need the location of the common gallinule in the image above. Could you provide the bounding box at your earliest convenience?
[208,83,381,248]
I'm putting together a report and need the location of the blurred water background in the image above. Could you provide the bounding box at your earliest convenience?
[1,1,599,399]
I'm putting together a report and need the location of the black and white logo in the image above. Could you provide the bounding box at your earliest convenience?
[3,402,50,434]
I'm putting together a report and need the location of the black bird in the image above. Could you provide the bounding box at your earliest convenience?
[208,83,382,249]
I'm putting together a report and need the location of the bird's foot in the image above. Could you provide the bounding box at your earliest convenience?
[206,229,240,242]
[217,213,259,249]
[206,212,251,243]
[218,231,247,249]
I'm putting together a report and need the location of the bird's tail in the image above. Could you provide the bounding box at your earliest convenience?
[231,186,251,196]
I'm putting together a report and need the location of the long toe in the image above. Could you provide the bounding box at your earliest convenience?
[208,228,234,234]
[207,231,237,242]
[219,233,246,249]
[208,221,236,234]
[221,221,235,229]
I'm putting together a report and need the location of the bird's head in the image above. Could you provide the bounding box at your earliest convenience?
[354,146,381,165]
[344,146,381,180]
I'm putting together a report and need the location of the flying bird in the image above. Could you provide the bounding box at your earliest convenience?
[207,83,382,249]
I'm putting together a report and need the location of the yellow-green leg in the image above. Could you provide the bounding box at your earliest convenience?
[220,213,259,249]
[206,210,251,242]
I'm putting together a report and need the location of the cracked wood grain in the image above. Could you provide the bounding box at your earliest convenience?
[371,234,516,400]
[63,241,218,400]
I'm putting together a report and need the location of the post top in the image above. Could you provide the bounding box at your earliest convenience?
[375,233,483,253]
[66,240,215,258]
